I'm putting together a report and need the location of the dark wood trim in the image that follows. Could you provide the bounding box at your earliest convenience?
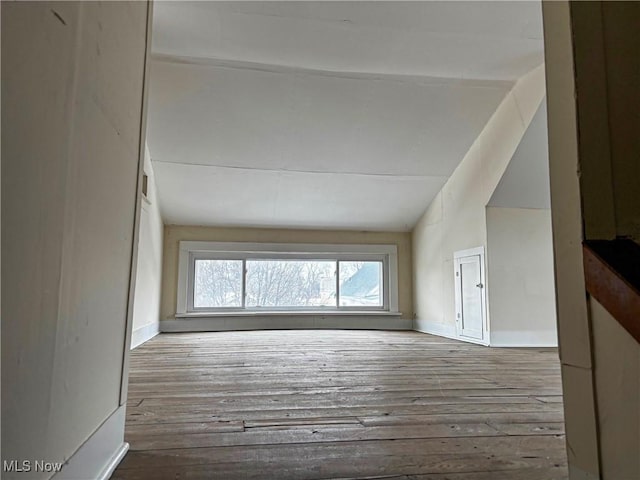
[583,240,640,343]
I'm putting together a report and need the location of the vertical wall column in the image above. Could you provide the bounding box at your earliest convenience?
[543,1,640,479]
[2,2,150,478]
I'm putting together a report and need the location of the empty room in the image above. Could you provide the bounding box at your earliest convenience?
[3,2,638,480]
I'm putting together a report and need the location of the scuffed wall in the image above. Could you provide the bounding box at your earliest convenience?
[2,2,148,477]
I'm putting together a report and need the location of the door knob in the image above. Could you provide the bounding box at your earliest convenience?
[476,283,483,288]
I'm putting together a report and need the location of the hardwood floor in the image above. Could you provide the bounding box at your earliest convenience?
[113,330,567,479]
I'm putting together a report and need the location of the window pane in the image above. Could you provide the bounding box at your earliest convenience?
[339,261,383,307]
[194,259,243,308]
[246,260,336,308]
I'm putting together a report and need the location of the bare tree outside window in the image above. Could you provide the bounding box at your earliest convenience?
[246,260,336,307]
[192,258,384,309]
[194,259,243,307]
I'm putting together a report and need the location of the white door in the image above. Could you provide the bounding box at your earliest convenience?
[454,248,487,343]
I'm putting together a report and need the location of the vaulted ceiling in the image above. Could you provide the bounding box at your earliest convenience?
[147,1,545,231]
[489,102,550,210]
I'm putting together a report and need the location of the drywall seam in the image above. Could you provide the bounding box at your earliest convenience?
[152,158,451,180]
[151,53,516,88]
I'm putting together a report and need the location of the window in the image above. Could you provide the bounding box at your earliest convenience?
[194,259,243,308]
[246,260,336,308]
[177,242,399,314]
[338,261,383,307]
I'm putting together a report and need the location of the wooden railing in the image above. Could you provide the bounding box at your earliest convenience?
[583,239,640,343]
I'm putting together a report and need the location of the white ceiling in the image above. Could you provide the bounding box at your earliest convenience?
[489,102,550,209]
[152,1,544,80]
[148,1,544,231]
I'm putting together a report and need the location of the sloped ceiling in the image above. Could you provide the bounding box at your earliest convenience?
[148,1,545,230]
[489,102,551,209]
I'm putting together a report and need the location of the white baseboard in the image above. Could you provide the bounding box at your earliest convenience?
[413,319,459,341]
[161,316,413,332]
[489,329,558,347]
[413,321,557,348]
[52,405,128,480]
[130,322,160,349]
[413,319,491,346]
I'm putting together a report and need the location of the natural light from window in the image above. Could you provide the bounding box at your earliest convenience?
[194,259,383,309]
[246,260,336,308]
[194,259,243,308]
[178,242,398,314]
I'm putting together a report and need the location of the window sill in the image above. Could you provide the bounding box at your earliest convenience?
[175,310,403,319]
[163,312,411,332]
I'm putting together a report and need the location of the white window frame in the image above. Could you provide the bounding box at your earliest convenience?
[176,241,399,315]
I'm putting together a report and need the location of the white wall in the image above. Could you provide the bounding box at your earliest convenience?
[486,207,557,346]
[131,145,164,348]
[541,2,640,477]
[542,2,602,475]
[412,65,546,339]
[488,103,551,210]
[483,102,557,347]
[2,2,148,478]
[590,298,640,480]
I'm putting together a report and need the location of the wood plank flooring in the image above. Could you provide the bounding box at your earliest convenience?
[113,330,567,479]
